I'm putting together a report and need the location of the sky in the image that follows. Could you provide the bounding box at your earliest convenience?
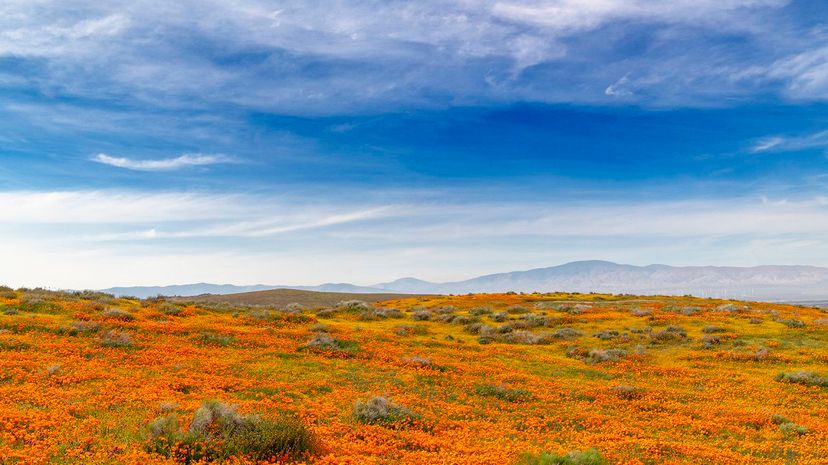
[1,0,828,289]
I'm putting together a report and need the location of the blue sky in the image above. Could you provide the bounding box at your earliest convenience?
[1,0,828,288]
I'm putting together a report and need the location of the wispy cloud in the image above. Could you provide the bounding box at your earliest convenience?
[750,129,828,153]
[92,153,233,171]
[1,189,828,289]
[0,0,810,112]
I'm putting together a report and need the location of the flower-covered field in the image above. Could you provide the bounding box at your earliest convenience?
[1,288,826,464]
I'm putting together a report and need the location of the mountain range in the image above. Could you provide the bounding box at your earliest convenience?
[101,260,828,302]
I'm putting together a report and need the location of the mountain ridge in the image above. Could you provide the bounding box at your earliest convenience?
[101,261,828,300]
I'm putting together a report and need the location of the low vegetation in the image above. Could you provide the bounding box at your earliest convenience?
[0,288,825,464]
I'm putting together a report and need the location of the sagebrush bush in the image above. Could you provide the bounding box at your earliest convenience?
[490,311,508,322]
[157,302,185,316]
[393,324,429,336]
[700,335,722,348]
[702,325,728,333]
[777,318,806,328]
[196,332,235,347]
[499,330,550,345]
[147,400,316,462]
[432,305,456,314]
[411,310,432,321]
[58,321,101,336]
[567,347,627,364]
[336,300,371,312]
[612,385,643,400]
[299,333,356,354]
[775,371,828,387]
[593,330,620,340]
[650,325,687,342]
[100,329,134,348]
[283,302,304,314]
[101,308,136,321]
[779,421,809,437]
[470,306,492,316]
[353,396,417,425]
[550,327,582,340]
[16,296,62,314]
[506,305,529,314]
[630,308,652,317]
[517,448,607,465]
[401,355,434,369]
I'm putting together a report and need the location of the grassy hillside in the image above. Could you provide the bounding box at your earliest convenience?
[176,288,424,308]
[1,287,826,464]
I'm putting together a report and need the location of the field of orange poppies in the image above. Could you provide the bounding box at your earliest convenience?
[1,287,826,464]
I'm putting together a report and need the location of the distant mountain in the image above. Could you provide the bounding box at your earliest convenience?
[373,260,828,301]
[102,261,828,301]
[102,282,394,298]
[102,283,278,298]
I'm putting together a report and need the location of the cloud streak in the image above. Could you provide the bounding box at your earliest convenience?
[1,189,827,288]
[750,129,828,153]
[92,153,233,171]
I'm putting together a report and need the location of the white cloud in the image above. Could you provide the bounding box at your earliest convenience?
[751,136,784,152]
[0,0,804,112]
[605,74,634,97]
[92,153,233,171]
[0,189,827,288]
[763,45,828,100]
[749,129,828,153]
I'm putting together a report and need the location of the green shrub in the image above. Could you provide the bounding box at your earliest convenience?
[147,400,316,462]
[779,421,809,437]
[16,297,62,314]
[474,384,532,402]
[196,332,235,347]
[770,414,788,425]
[517,448,607,465]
